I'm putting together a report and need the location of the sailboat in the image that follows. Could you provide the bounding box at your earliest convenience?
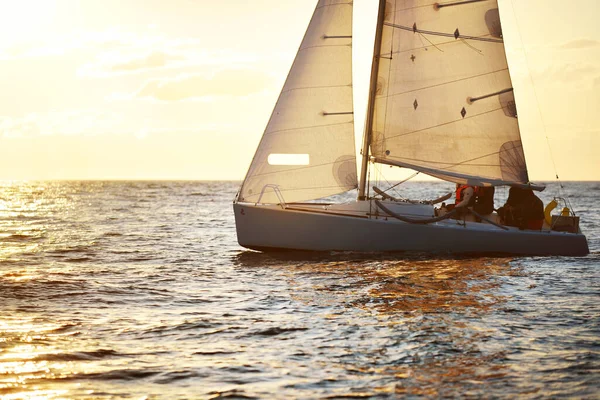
[233,0,589,256]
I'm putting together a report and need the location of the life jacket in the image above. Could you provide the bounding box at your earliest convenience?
[455,185,475,207]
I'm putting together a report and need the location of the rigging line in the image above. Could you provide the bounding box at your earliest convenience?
[265,121,351,137]
[509,0,568,197]
[375,163,386,196]
[418,31,444,52]
[382,171,421,196]
[383,106,506,140]
[460,38,484,55]
[279,83,353,96]
[372,162,415,200]
[380,34,497,57]
[367,156,372,201]
[379,68,509,98]
[385,22,504,43]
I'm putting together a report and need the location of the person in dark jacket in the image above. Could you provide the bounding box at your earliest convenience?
[473,186,495,215]
[497,187,544,229]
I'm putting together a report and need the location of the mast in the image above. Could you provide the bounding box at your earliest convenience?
[358,0,387,201]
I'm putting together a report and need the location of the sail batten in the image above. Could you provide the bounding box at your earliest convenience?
[239,0,356,204]
[370,0,535,188]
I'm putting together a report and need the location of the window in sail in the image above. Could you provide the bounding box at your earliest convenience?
[267,154,310,166]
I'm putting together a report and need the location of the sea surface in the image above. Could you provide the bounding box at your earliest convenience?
[0,180,598,399]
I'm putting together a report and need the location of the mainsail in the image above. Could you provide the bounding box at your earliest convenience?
[238,0,356,204]
[368,0,536,188]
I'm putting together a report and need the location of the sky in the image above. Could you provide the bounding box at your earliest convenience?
[0,0,598,181]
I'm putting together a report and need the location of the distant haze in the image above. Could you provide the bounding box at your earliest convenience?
[0,0,598,181]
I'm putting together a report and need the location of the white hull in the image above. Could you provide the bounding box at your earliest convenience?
[233,200,589,256]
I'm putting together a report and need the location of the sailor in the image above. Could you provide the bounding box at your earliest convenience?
[473,186,495,215]
[454,184,475,209]
[520,189,545,230]
[497,187,544,229]
[445,184,476,220]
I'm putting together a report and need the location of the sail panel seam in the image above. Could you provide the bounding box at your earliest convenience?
[377,68,508,99]
[298,44,351,53]
[265,121,352,137]
[379,35,501,58]
[315,2,353,12]
[379,142,522,169]
[384,22,503,43]
[279,84,352,96]
[382,106,506,141]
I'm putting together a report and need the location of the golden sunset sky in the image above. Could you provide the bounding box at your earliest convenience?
[0,0,598,181]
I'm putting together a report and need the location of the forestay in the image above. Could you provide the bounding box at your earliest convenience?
[369,0,537,188]
[238,0,357,204]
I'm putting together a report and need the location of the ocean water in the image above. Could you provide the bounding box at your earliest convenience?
[0,180,598,399]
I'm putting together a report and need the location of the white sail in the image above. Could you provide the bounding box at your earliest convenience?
[238,0,356,204]
[369,0,535,188]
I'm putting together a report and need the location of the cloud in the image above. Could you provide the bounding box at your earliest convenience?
[135,69,274,102]
[536,63,600,88]
[110,51,181,72]
[78,46,259,78]
[0,110,123,138]
[1,26,269,80]
[558,39,600,50]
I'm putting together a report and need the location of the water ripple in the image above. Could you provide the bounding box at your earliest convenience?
[0,181,598,398]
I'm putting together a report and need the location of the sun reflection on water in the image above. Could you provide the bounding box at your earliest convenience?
[233,252,520,397]
[0,181,597,398]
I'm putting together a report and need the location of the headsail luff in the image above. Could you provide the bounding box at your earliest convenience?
[369,0,541,189]
[238,0,356,204]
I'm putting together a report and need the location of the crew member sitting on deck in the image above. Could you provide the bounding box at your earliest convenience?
[497,187,544,230]
[473,186,495,216]
[445,184,476,219]
[455,184,475,208]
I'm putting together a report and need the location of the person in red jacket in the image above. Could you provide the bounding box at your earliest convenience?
[445,184,475,219]
[455,184,475,209]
